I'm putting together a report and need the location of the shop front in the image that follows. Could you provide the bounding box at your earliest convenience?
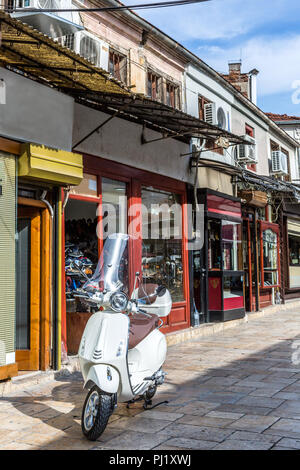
[193,189,245,323]
[241,200,281,312]
[281,203,300,301]
[16,144,83,373]
[62,154,190,354]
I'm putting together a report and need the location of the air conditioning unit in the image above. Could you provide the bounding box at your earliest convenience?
[204,103,228,130]
[15,0,61,10]
[204,102,217,126]
[236,134,257,164]
[58,31,109,70]
[271,150,288,175]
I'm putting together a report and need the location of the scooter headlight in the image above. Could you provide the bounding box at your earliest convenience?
[110,291,129,312]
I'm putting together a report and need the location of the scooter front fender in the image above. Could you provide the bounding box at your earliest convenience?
[84,364,119,394]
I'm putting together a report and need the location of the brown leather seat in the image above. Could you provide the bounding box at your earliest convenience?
[128,313,159,349]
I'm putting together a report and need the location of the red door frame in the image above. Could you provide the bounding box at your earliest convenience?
[243,217,253,312]
[61,154,191,351]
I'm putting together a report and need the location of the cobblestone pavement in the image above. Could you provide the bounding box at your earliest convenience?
[1,310,300,450]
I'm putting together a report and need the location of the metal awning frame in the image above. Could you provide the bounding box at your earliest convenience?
[0,10,249,147]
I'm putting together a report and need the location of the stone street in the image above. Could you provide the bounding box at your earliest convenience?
[1,309,300,450]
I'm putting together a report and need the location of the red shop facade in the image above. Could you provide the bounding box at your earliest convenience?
[62,154,191,354]
[191,188,245,323]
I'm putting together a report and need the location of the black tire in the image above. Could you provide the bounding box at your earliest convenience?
[81,385,112,441]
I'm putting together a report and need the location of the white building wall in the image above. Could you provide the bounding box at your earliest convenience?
[73,103,192,183]
[231,101,270,176]
[0,68,74,151]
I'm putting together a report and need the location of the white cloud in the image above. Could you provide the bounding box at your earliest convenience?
[132,0,295,41]
[196,35,300,97]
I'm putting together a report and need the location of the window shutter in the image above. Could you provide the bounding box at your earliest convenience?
[0,153,16,365]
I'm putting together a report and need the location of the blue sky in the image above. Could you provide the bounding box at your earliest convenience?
[127,0,300,116]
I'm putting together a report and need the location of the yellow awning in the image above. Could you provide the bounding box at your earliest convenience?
[0,10,130,96]
[19,143,83,186]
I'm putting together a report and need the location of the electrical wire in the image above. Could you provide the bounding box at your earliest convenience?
[11,0,211,13]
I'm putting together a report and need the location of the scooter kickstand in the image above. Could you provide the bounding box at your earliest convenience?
[126,396,144,409]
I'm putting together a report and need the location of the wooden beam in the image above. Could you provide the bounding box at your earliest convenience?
[0,137,21,155]
[18,197,47,208]
[0,363,18,381]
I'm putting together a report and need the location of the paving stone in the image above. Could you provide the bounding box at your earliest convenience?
[229,431,281,443]
[108,416,171,433]
[136,410,184,421]
[156,437,216,450]
[176,401,220,415]
[267,401,300,419]
[177,415,235,427]
[214,404,274,416]
[275,438,300,449]
[235,396,284,409]
[102,430,169,450]
[264,419,300,438]
[227,415,280,432]
[213,439,272,450]
[205,410,244,420]
[158,422,233,442]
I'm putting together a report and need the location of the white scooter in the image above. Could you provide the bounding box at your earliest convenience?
[76,233,172,441]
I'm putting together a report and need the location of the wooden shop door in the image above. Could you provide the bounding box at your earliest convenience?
[16,206,41,371]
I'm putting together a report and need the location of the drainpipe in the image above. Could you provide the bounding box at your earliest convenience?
[40,191,54,368]
[54,188,62,370]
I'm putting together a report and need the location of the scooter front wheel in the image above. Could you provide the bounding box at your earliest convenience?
[81,385,112,441]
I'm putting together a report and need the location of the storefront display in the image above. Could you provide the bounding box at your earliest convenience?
[287,219,300,288]
[62,155,190,354]
[141,187,183,303]
[259,221,280,288]
[196,189,245,322]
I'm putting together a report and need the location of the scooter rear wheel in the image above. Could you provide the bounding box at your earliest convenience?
[81,385,112,441]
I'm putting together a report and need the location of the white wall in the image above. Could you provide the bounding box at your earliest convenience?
[185,64,233,130]
[0,68,74,151]
[73,103,193,183]
[231,101,270,176]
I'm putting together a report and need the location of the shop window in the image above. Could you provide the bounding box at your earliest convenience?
[109,49,127,84]
[141,187,184,302]
[223,275,244,310]
[208,219,222,270]
[102,178,127,237]
[65,176,128,312]
[288,227,300,288]
[222,220,243,271]
[260,222,280,288]
[70,173,98,198]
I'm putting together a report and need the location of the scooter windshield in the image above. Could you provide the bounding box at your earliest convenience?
[83,233,129,293]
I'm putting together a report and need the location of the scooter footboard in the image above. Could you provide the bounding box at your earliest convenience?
[84,364,119,394]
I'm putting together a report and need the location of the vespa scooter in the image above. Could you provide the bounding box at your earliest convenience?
[75,233,172,441]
